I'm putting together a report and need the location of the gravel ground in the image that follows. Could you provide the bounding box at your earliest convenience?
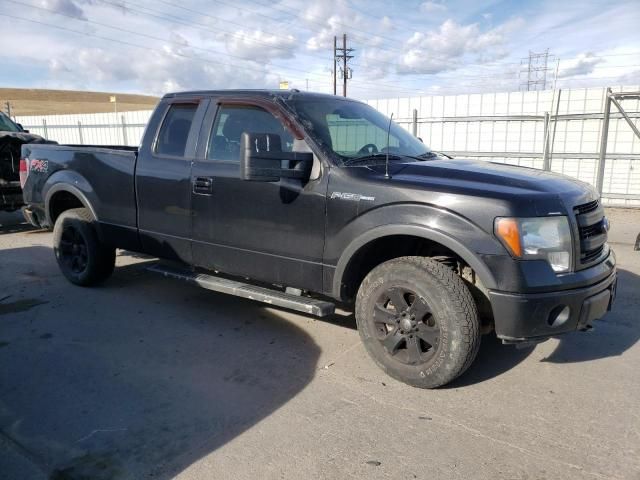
[0,208,638,480]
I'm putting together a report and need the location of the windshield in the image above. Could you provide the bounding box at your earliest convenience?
[285,97,432,164]
[0,113,20,132]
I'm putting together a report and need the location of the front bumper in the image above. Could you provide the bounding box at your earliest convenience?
[489,267,617,342]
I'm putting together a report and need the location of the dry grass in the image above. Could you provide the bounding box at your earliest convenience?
[0,88,159,116]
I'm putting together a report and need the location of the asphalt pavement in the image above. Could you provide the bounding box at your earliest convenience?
[1,208,639,480]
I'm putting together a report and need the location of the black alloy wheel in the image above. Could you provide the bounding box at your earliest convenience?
[58,224,89,274]
[372,286,440,365]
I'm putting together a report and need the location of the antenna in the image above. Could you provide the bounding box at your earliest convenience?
[385,113,393,179]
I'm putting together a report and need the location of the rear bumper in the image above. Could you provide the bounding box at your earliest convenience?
[489,267,617,342]
[22,205,44,227]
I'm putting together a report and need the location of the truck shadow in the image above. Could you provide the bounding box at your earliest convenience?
[0,246,320,480]
[445,333,535,388]
[542,268,639,364]
[443,268,639,387]
[0,210,37,234]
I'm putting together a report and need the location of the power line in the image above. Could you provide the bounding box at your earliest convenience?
[4,3,638,97]
[0,12,442,97]
[6,1,336,86]
[54,0,640,83]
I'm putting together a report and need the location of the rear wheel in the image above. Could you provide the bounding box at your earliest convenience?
[53,208,115,286]
[355,256,480,388]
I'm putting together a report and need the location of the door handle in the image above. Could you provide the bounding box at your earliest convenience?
[193,176,213,194]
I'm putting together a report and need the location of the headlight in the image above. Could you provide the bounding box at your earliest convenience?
[495,216,573,273]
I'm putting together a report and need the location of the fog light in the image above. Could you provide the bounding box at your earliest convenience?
[548,305,570,327]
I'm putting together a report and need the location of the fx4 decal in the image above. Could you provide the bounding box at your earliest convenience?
[330,192,375,202]
[30,159,49,173]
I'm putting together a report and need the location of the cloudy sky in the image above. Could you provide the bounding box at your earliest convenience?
[1,0,639,99]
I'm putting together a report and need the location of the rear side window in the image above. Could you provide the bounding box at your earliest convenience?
[155,103,198,157]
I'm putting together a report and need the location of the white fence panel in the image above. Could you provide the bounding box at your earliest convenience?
[15,85,640,206]
[17,110,153,147]
[367,85,640,207]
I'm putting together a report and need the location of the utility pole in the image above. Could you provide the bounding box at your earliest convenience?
[333,36,337,95]
[333,34,354,97]
[4,101,12,118]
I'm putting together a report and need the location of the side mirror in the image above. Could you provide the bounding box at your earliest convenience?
[240,132,313,182]
[16,123,29,133]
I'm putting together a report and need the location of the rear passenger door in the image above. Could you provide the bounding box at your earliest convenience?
[136,98,208,263]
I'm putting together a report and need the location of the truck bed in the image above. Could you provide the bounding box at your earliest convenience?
[21,143,139,229]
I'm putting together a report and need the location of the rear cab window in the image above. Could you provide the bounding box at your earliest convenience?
[155,103,199,157]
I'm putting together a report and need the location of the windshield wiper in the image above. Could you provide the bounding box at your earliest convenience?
[343,151,444,166]
[343,153,403,165]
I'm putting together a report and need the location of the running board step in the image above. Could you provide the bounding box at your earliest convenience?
[147,264,335,317]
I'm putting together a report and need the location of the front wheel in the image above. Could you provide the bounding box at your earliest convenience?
[53,208,115,286]
[355,256,480,388]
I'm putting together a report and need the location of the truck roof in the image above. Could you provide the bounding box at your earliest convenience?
[163,89,362,102]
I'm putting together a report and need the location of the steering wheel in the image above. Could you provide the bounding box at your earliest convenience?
[357,143,379,155]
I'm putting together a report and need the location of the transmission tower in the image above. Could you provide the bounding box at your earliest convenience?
[520,49,551,91]
[333,34,354,97]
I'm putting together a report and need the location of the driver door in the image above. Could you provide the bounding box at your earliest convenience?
[190,99,328,292]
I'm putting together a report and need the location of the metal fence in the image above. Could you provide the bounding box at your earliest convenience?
[16,110,152,147]
[15,85,640,207]
[366,85,640,207]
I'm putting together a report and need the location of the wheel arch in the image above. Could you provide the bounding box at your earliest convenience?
[45,181,97,227]
[332,224,498,302]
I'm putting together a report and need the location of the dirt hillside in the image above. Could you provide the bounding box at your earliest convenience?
[0,88,159,116]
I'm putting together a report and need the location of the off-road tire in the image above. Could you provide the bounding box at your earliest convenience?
[53,208,115,286]
[355,256,480,388]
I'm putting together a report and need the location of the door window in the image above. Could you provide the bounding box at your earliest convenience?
[207,105,294,161]
[155,103,198,157]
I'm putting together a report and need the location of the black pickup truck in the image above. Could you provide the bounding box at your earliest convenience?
[1,111,51,211]
[21,90,616,388]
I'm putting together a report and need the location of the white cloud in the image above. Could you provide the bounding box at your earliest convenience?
[45,39,278,95]
[397,18,522,74]
[420,1,446,13]
[3,0,639,99]
[222,30,297,60]
[39,0,91,20]
[558,52,603,78]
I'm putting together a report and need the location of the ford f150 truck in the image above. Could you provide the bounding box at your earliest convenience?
[21,90,616,388]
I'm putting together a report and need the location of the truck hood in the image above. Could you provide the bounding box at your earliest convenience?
[358,159,598,216]
[367,158,597,209]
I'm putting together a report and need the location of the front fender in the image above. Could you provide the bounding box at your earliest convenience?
[327,203,504,299]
